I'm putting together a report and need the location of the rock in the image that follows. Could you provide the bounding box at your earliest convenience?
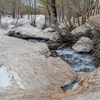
[43,27,56,33]
[72,37,93,52]
[71,23,93,35]
[50,50,58,57]
[0,34,51,66]
[7,26,59,41]
[48,42,61,50]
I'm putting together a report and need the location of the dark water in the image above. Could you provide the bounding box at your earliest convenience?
[28,39,46,43]
[61,77,79,91]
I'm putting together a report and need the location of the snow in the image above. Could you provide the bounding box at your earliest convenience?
[43,27,55,33]
[1,15,45,29]
[36,15,45,29]
[0,64,25,89]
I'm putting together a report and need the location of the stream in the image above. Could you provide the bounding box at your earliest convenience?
[56,48,96,74]
[27,39,96,74]
[56,47,96,91]
[9,36,97,91]
[28,39,96,74]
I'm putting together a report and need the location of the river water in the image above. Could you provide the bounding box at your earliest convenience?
[56,48,96,74]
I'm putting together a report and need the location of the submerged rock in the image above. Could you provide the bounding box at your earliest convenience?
[72,37,93,52]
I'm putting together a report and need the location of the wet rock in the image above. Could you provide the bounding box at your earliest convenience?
[72,37,93,52]
[48,42,61,50]
[50,50,58,57]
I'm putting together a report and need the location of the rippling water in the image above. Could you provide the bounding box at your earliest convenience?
[56,48,96,73]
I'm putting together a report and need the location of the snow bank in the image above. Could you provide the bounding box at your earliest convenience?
[1,15,46,29]
[36,15,45,29]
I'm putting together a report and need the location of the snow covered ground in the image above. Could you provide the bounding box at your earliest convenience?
[0,15,46,35]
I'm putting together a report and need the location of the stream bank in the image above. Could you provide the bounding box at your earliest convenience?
[6,24,100,75]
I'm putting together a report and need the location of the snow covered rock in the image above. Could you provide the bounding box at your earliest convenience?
[7,26,59,41]
[71,23,93,35]
[72,37,93,52]
[0,34,77,100]
[43,27,55,33]
[0,34,51,66]
[0,56,77,100]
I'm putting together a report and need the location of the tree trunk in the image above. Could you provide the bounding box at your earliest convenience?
[46,0,51,26]
[61,0,64,22]
[0,12,1,25]
[50,0,61,38]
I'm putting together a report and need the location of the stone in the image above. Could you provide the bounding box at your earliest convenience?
[7,26,59,41]
[0,34,51,66]
[71,23,93,35]
[48,42,61,50]
[43,27,56,33]
[72,37,93,52]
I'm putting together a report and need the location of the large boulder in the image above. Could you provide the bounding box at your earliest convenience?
[72,37,93,52]
[0,34,51,66]
[71,23,93,35]
[0,57,77,100]
[7,26,59,41]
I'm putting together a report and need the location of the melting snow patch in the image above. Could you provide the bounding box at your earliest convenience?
[0,65,25,89]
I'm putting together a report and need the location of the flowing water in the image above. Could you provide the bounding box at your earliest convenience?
[27,39,46,43]
[56,48,96,74]
[56,48,96,90]
[28,39,96,74]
